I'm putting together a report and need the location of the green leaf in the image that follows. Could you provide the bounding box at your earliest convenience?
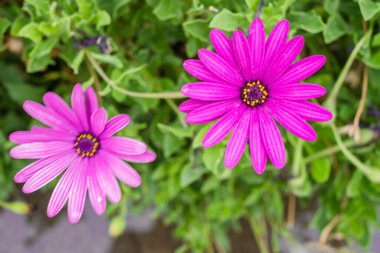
[95,10,111,29]
[310,157,331,183]
[153,0,182,21]
[108,216,126,237]
[209,9,245,32]
[363,50,380,69]
[27,55,55,73]
[0,201,30,215]
[24,0,50,17]
[202,145,224,174]
[29,37,58,58]
[358,0,380,21]
[76,0,97,19]
[92,53,123,68]
[245,0,260,11]
[289,11,325,34]
[323,15,347,43]
[157,123,192,139]
[372,33,380,47]
[17,23,43,42]
[0,18,10,51]
[183,19,209,42]
[180,163,205,188]
[2,81,45,104]
[347,170,363,197]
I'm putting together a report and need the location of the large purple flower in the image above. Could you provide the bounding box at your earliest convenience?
[180,18,332,174]
[9,84,155,223]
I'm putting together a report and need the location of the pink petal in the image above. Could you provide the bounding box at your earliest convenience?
[270,55,327,87]
[47,158,80,218]
[249,109,267,174]
[22,152,76,194]
[90,108,107,136]
[265,100,317,141]
[269,99,333,122]
[71,83,89,131]
[181,82,240,101]
[120,150,156,163]
[263,36,304,85]
[249,18,265,80]
[202,104,246,148]
[185,99,241,124]
[95,154,121,204]
[183,60,223,83]
[10,141,73,159]
[198,49,244,86]
[210,29,237,67]
[178,99,209,113]
[87,161,106,216]
[14,153,68,183]
[262,20,289,74]
[43,92,81,130]
[68,159,87,224]
[269,83,327,100]
[258,108,286,168]
[102,151,141,188]
[224,110,250,169]
[9,130,74,144]
[23,101,72,131]
[100,114,130,138]
[232,30,251,81]
[85,86,99,117]
[101,137,147,156]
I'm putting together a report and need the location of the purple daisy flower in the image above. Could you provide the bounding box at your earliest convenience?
[179,18,332,174]
[9,84,155,223]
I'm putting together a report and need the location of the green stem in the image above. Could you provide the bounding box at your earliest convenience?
[165,98,188,128]
[303,140,355,164]
[249,216,270,253]
[85,50,185,99]
[324,29,372,111]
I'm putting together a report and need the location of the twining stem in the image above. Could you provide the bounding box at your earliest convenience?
[286,194,296,229]
[323,30,371,110]
[165,98,188,128]
[85,55,102,103]
[319,215,341,245]
[303,139,355,164]
[352,60,369,142]
[85,50,185,99]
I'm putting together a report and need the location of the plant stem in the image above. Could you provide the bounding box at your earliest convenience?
[352,63,368,142]
[165,98,188,128]
[319,215,341,245]
[85,55,102,103]
[286,193,296,229]
[249,216,270,253]
[85,50,185,99]
[303,140,355,164]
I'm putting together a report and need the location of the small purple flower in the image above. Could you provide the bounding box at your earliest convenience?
[180,18,332,174]
[9,84,155,223]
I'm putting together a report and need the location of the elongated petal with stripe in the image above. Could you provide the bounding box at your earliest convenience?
[95,154,121,204]
[181,82,240,101]
[232,30,251,81]
[183,60,223,83]
[210,29,237,67]
[10,141,73,159]
[102,137,147,156]
[225,110,250,169]
[87,163,106,216]
[91,108,107,136]
[250,109,267,174]
[85,86,99,117]
[71,84,89,131]
[179,99,209,113]
[270,83,326,100]
[68,159,87,224]
[9,130,74,144]
[249,18,265,80]
[100,114,130,138]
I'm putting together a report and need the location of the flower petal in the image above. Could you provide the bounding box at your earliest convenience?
[43,92,81,130]
[95,154,121,204]
[87,161,106,216]
[232,30,251,81]
[269,99,333,122]
[102,151,141,188]
[22,152,76,194]
[71,83,89,131]
[258,108,285,168]
[248,18,265,80]
[100,114,130,138]
[85,86,99,117]
[23,101,71,131]
[270,55,326,87]
[270,83,327,100]
[101,137,147,156]
[224,110,250,169]
[9,130,74,144]
[186,99,241,124]
[263,36,304,85]
[202,104,246,148]
[181,82,239,101]
[91,108,107,136]
[183,60,223,83]
[210,29,237,67]
[10,141,73,159]
[250,109,267,174]
[262,20,289,72]
[120,150,156,163]
[265,99,317,141]
[198,49,244,86]
[14,153,68,183]
[68,159,87,224]
[47,158,80,218]
[179,99,210,113]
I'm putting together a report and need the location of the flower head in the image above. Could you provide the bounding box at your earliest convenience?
[180,18,332,174]
[9,84,155,223]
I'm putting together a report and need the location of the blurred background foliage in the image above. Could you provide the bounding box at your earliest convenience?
[0,0,380,252]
